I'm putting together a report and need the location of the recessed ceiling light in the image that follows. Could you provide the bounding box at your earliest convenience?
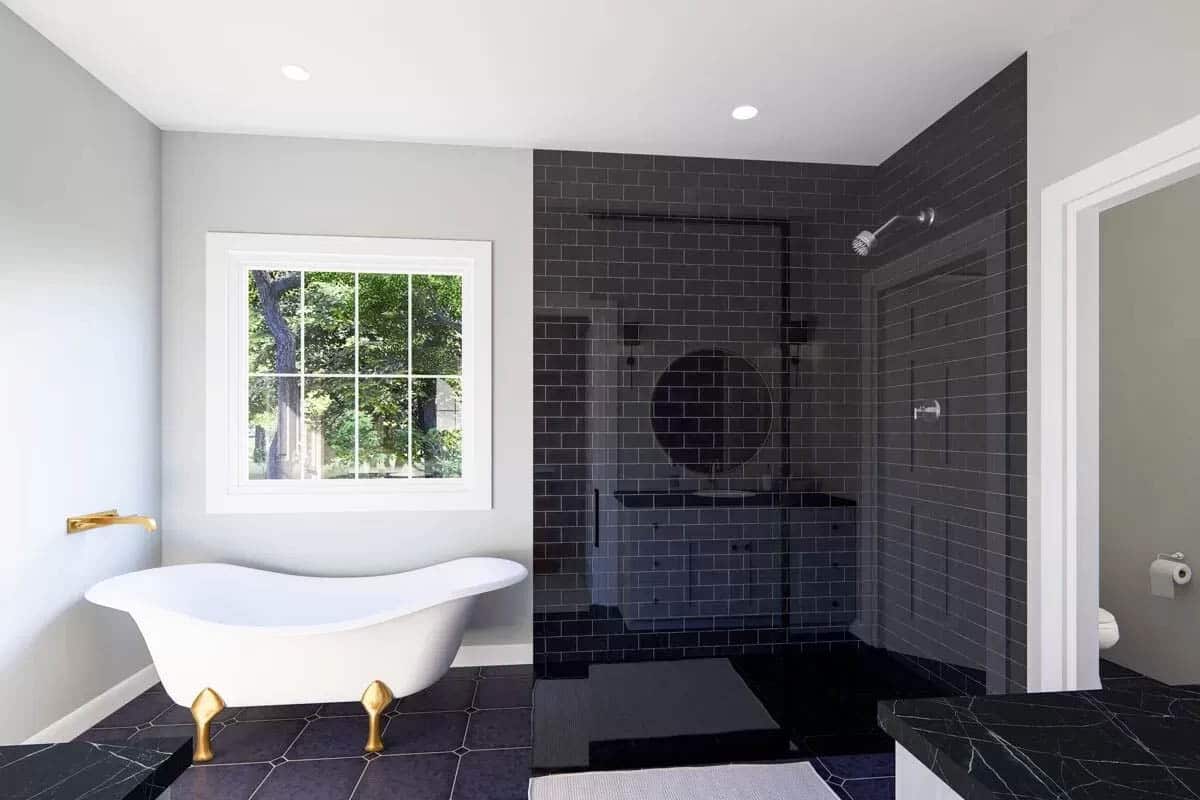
[731,105,759,121]
[281,64,311,82]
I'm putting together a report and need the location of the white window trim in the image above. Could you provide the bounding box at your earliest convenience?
[205,232,493,513]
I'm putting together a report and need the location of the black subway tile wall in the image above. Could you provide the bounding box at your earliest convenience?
[533,55,1027,694]
[533,153,875,669]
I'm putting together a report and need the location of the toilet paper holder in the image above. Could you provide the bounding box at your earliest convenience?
[1150,552,1192,598]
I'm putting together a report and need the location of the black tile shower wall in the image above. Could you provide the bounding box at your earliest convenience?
[866,55,1027,693]
[533,152,875,669]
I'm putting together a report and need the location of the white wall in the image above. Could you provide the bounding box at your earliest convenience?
[161,133,533,653]
[0,5,161,742]
[1027,0,1200,687]
[1098,174,1200,684]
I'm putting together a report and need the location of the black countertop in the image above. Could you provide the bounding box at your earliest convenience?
[879,684,1200,799]
[0,738,191,800]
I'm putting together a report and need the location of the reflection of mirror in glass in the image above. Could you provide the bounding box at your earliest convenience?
[651,349,773,475]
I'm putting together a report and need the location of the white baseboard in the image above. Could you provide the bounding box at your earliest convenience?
[25,664,160,744]
[451,642,532,668]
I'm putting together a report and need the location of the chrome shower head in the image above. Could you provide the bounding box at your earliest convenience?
[850,207,936,256]
[851,230,876,256]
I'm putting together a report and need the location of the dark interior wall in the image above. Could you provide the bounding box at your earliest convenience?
[868,55,1027,692]
[532,55,1028,691]
[532,153,875,669]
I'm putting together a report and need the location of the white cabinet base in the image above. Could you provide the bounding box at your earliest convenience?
[895,742,966,800]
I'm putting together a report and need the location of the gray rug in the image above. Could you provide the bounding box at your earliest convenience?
[532,678,590,769]
[528,761,839,800]
[588,659,780,742]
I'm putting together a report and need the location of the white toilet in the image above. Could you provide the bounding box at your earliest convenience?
[1098,607,1120,650]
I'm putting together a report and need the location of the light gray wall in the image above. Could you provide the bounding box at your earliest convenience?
[1098,174,1200,684]
[0,4,161,742]
[160,133,533,651]
[1026,0,1200,687]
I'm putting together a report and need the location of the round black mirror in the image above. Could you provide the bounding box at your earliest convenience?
[651,349,773,474]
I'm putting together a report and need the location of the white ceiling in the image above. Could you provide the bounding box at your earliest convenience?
[6,0,1095,164]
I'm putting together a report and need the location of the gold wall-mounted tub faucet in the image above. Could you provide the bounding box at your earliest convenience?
[66,509,158,534]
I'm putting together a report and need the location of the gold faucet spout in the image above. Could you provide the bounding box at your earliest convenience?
[67,509,158,534]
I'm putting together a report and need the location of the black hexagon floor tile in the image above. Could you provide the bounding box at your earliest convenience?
[354,752,458,800]
[464,709,531,750]
[208,719,307,764]
[254,758,366,800]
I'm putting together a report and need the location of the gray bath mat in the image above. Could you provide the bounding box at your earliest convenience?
[588,659,780,742]
[528,761,839,800]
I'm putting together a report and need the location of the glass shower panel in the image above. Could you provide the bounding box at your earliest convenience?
[865,211,1016,695]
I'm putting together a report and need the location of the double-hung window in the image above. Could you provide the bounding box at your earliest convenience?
[205,233,492,513]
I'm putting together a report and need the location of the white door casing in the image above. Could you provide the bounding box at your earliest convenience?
[1032,111,1200,691]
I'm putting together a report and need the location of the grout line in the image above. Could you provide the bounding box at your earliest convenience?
[347,759,371,799]
[244,762,276,800]
[448,751,463,800]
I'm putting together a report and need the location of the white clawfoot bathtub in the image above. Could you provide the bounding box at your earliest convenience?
[86,557,526,758]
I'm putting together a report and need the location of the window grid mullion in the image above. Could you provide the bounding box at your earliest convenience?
[407,272,413,479]
[299,271,306,481]
[249,372,458,379]
[354,271,360,481]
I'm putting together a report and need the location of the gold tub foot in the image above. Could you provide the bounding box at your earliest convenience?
[190,687,225,763]
[361,680,394,754]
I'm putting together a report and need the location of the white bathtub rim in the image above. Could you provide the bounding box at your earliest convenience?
[85,556,527,638]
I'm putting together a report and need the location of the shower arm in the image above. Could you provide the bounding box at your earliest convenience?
[870,210,934,239]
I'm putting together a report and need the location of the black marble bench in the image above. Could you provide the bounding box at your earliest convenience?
[0,737,190,800]
[879,683,1200,799]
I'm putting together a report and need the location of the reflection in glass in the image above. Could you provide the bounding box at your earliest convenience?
[358,380,410,478]
[412,378,463,478]
[248,270,300,373]
[248,376,300,479]
[303,272,355,373]
[412,274,462,375]
[302,378,355,479]
[359,273,409,374]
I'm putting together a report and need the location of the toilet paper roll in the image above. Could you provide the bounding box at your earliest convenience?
[1150,558,1192,598]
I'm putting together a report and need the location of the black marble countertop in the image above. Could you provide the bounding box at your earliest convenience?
[879,684,1200,799]
[0,738,191,800]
